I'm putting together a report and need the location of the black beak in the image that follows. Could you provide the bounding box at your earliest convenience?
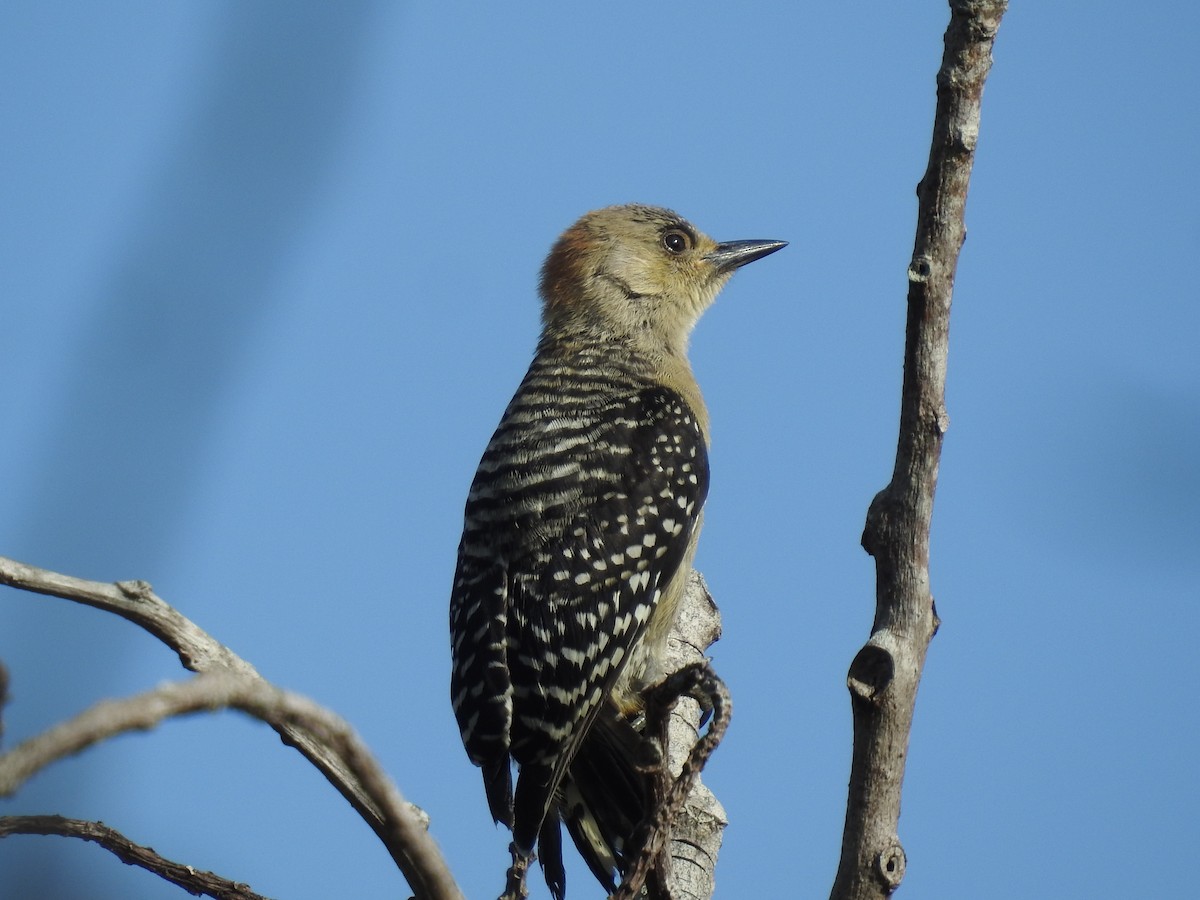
[706,239,788,273]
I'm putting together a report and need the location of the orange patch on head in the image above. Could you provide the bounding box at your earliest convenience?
[539,220,599,315]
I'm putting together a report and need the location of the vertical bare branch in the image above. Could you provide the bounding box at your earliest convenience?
[831,2,1009,898]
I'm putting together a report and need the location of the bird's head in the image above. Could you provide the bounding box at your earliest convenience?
[539,204,786,356]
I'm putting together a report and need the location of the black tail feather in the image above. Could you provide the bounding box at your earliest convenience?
[538,810,567,900]
[510,705,660,896]
[483,756,515,828]
[562,704,655,889]
[512,761,555,855]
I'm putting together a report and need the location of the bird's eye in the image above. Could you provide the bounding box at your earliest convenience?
[662,231,690,254]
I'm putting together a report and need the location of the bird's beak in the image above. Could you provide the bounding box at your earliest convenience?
[706,239,788,273]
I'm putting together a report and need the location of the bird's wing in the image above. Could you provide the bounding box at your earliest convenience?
[503,384,710,851]
[450,380,709,845]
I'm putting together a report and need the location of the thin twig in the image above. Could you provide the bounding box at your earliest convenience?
[0,815,272,900]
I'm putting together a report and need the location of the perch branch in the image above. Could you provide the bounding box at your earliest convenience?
[659,573,728,900]
[615,657,730,900]
[830,2,1008,899]
[612,572,727,900]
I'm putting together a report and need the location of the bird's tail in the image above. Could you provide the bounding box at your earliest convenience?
[554,703,660,897]
[511,702,662,900]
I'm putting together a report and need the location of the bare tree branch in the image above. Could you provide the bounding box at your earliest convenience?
[0,671,369,806]
[0,559,252,675]
[0,555,463,900]
[0,673,239,796]
[659,574,727,900]
[0,814,272,900]
[615,653,731,900]
[830,2,1009,899]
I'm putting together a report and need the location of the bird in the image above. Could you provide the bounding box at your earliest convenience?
[449,204,785,898]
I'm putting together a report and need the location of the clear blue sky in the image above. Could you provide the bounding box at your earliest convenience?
[2,3,1197,898]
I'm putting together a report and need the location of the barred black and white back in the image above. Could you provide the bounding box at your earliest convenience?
[449,341,710,865]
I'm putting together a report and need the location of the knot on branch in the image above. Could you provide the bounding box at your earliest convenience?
[934,406,951,435]
[951,0,1004,39]
[847,643,894,705]
[907,255,932,283]
[861,489,897,557]
[669,572,722,658]
[875,840,907,891]
[116,579,153,601]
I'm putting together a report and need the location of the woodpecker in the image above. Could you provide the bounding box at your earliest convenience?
[449,204,785,898]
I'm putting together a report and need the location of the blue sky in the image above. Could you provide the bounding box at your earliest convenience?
[2,3,1197,898]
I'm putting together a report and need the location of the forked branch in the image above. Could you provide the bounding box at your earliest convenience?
[0,555,462,900]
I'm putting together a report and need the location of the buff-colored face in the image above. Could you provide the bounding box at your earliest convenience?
[539,205,734,356]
